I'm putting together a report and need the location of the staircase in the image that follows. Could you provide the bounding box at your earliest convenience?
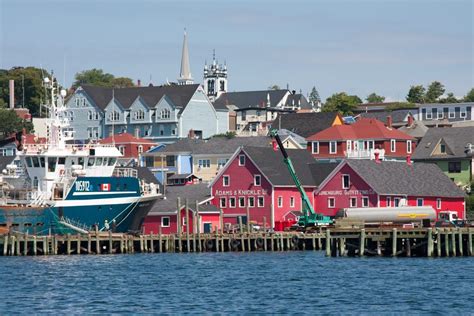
[58,216,91,234]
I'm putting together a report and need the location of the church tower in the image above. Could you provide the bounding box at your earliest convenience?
[178,29,194,85]
[203,50,227,101]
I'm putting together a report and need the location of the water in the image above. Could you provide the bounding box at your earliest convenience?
[0,252,473,314]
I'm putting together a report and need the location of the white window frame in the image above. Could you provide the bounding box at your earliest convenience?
[390,139,396,153]
[342,174,350,189]
[312,141,319,154]
[138,145,143,154]
[239,155,245,166]
[254,175,261,186]
[407,140,412,154]
[182,216,187,226]
[329,141,337,154]
[437,198,442,209]
[257,196,264,208]
[448,109,455,119]
[278,196,283,208]
[362,196,369,208]
[290,196,295,208]
[238,197,245,208]
[229,197,236,208]
[328,197,335,208]
[416,198,424,206]
[161,216,170,227]
[437,111,444,120]
[217,158,228,168]
[219,198,226,208]
[198,159,211,169]
[460,109,467,119]
[426,109,433,120]
[223,175,230,187]
[386,197,391,207]
[350,197,357,208]
[248,197,255,207]
[346,140,352,152]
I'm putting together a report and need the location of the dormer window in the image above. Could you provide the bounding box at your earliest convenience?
[440,143,446,154]
[160,109,171,119]
[110,111,119,121]
[135,110,145,120]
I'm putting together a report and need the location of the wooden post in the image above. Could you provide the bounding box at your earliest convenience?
[43,236,48,255]
[280,233,284,251]
[458,229,463,256]
[246,207,251,251]
[120,236,124,254]
[194,201,199,252]
[325,229,331,256]
[427,228,433,257]
[215,226,219,252]
[10,235,15,256]
[177,197,182,253]
[359,229,365,256]
[444,231,449,257]
[220,210,225,252]
[468,228,473,256]
[392,228,397,257]
[23,232,29,256]
[185,199,190,252]
[32,236,37,256]
[77,234,81,255]
[239,216,245,252]
[95,227,100,255]
[159,226,162,253]
[66,233,72,255]
[451,231,457,257]
[436,229,441,257]
[3,235,8,256]
[108,231,113,254]
[150,233,154,253]
[87,234,92,254]
[139,235,144,253]
[271,233,275,251]
[197,215,201,252]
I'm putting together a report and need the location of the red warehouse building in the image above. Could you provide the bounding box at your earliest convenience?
[210,146,338,229]
[99,133,157,164]
[315,159,466,218]
[306,117,416,161]
[143,183,221,234]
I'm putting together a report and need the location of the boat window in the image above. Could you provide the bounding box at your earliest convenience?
[108,158,117,166]
[25,157,32,168]
[102,158,108,166]
[36,222,44,226]
[48,157,57,172]
[96,157,103,166]
[24,223,32,227]
[39,157,45,168]
[88,158,95,167]
[32,157,40,168]
[58,157,66,165]
[78,157,84,166]
[70,158,77,166]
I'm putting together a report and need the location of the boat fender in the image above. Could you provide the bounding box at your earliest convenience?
[231,239,240,250]
[256,237,264,248]
[291,235,299,245]
[206,239,213,249]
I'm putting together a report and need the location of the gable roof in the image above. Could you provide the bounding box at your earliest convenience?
[213,89,289,109]
[284,93,312,110]
[412,126,474,160]
[343,159,465,198]
[306,118,414,141]
[80,84,200,113]
[99,133,157,145]
[398,121,429,139]
[275,112,341,138]
[146,138,206,155]
[359,109,412,125]
[193,136,271,155]
[148,183,211,215]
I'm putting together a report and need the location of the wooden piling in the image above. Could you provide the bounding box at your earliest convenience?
[108,231,113,254]
[444,231,449,257]
[451,231,457,257]
[427,228,433,257]
[158,226,162,253]
[33,236,37,255]
[177,197,182,253]
[392,228,397,257]
[3,235,8,256]
[23,232,28,256]
[436,229,441,257]
[468,228,473,256]
[359,229,365,256]
[67,233,72,255]
[458,229,463,256]
[185,199,190,252]
[325,229,331,257]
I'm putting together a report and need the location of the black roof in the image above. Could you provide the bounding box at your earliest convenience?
[345,160,465,198]
[80,84,200,113]
[284,93,312,110]
[149,138,205,154]
[359,110,412,125]
[242,146,337,186]
[412,127,474,160]
[274,112,340,138]
[148,183,211,215]
[130,167,160,185]
[213,90,289,109]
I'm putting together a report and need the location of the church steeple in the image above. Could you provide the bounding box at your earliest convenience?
[203,50,227,101]
[178,29,193,85]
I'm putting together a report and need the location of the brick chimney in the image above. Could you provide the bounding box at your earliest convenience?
[406,155,412,165]
[9,80,14,109]
[137,79,141,87]
[386,116,392,129]
[374,151,381,164]
[407,115,413,127]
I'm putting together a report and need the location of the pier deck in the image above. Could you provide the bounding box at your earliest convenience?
[1,227,473,257]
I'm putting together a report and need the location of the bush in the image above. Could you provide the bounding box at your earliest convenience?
[466,194,474,220]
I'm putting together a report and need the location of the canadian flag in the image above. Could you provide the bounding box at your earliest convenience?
[101,183,110,191]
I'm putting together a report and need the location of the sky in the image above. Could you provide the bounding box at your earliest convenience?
[0,0,472,101]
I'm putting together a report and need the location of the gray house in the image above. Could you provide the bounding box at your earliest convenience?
[65,84,228,143]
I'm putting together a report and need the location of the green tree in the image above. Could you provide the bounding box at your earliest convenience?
[0,109,34,138]
[112,77,135,88]
[464,88,474,102]
[308,86,321,104]
[385,102,417,111]
[365,92,385,103]
[406,85,426,103]
[438,92,459,104]
[73,68,115,88]
[425,81,445,103]
[323,92,362,115]
[268,84,281,90]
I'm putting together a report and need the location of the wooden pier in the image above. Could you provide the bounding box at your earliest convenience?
[0,227,473,257]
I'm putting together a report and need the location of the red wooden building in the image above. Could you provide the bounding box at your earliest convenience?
[314,159,466,219]
[306,117,415,161]
[143,183,221,234]
[99,133,157,159]
[210,146,337,229]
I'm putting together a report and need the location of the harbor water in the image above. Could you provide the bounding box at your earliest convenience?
[0,252,473,314]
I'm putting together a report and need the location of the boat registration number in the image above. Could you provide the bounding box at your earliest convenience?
[75,181,91,192]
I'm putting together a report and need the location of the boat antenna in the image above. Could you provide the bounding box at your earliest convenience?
[112,88,115,146]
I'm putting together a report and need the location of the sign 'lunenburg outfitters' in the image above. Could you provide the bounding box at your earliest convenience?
[319,189,376,196]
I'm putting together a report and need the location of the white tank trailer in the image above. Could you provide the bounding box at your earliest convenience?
[335,206,437,224]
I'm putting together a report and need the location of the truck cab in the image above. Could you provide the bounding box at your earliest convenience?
[436,211,466,227]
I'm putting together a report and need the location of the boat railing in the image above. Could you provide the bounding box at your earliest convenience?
[22,143,118,154]
[113,168,138,178]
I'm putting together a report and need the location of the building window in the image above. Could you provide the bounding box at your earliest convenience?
[329,141,337,154]
[223,175,230,187]
[254,175,261,186]
[417,198,424,206]
[239,155,245,166]
[248,197,255,207]
[110,111,119,121]
[257,196,264,207]
[437,198,442,209]
[278,196,283,208]
[172,128,176,136]
[437,111,444,120]
[342,174,350,189]
[290,197,295,208]
[390,139,396,152]
[239,197,245,208]
[386,197,391,207]
[118,146,125,155]
[88,111,93,120]
[440,144,446,154]
[350,197,357,208]
[394,198,401,207]
[312,142,319,154]
[219,198,226,208]
[229,197,236,208]
[69,111,74,121]
[241,111,246,121]
[135,110,145,120]
[426,110,432,120]
[362,196,369,207]
[160,109,171,119]
[346,140,352,152]
[161,216,170,227]
[198,159,211,169]
[449,109,455,119]
[137,145,143,154]
[460,109,467,118]
[217,158,228,168]
[448,161,461,173]
[407,140,412,154]
[328,197,335,208]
